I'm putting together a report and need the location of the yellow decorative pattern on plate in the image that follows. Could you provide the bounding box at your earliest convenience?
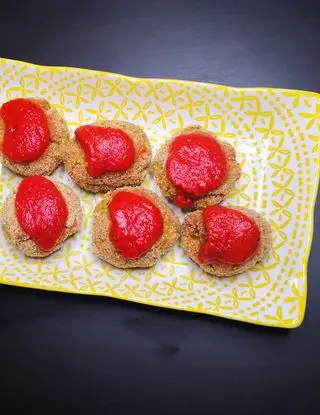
[0,58,319,328]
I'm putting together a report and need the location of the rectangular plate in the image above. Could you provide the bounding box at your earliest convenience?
[0,58,319,328]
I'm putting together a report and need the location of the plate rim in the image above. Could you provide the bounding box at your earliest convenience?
[2,56,320,98]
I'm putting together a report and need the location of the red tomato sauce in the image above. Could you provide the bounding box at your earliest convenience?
[15,176,68,251]
[75,125,135,177]
[0,98,50,163]
[109,191,164,259]
[166,133,228,209]
[199,205,260,265]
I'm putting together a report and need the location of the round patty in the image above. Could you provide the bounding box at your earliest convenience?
[2,177,82,257]
[152,125,241,210]
[92,187,180,268]
[0,97,69,176]
[181,205,272,277]
[64,120,152,193]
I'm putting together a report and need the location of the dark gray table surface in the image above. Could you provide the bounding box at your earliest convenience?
[0,1,319,414]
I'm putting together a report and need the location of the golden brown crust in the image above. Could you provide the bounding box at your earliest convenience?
[152,125,241,210]
[1,177,83,258]
[0,97,69,176]
[64,120,152,193]
[181,205,272,277]
[92,187,180,268]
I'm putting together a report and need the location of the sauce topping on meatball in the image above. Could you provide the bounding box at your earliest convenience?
[166,133,228,209]
[75,125,135,177]
[199,205,260,265]
[1,98,50,163]
[109,191,164,259]
[15,176,68,251]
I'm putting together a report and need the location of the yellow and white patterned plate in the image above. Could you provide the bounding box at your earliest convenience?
[0,58,319,328]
